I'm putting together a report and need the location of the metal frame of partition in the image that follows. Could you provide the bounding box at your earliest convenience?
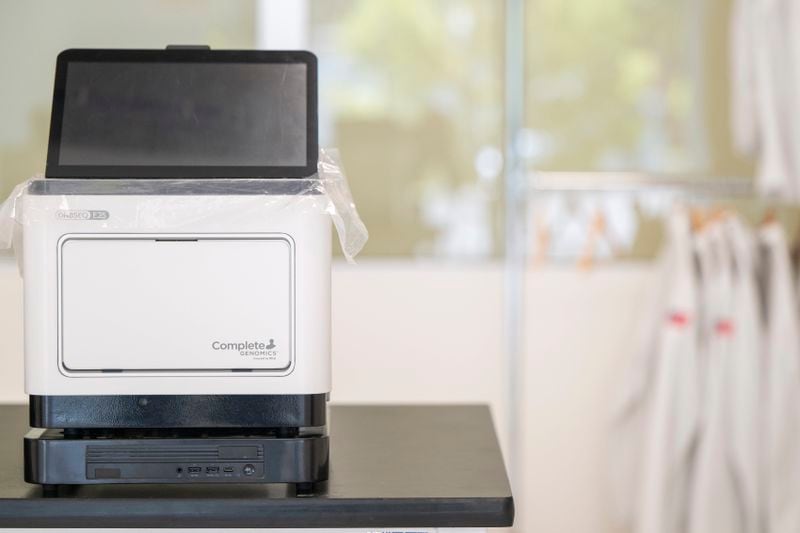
[503,0,526,492]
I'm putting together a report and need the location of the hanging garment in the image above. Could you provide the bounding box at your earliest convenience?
[730,0,800,199]
[761,222,800,533]
[688,223,743,533]
[787,0,800,197]
[725,217,763,533]
[610,218,676,531]
[634,210,701,533]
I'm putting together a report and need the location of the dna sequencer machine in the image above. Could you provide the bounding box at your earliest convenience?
[11,47,356,492]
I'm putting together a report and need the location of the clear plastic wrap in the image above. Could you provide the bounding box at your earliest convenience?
[0,147,367,264]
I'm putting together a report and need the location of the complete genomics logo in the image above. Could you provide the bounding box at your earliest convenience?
[212,339,277,358]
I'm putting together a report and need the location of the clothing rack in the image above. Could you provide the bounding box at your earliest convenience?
[529,171,755,196]
[524,172,800,263]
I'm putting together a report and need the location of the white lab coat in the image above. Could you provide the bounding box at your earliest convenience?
[730,0,800,199]
[610,219,676,531]
[725,217,763,533]
[761,222,800,533]
[634,210,701,533]
[688,224,742,533]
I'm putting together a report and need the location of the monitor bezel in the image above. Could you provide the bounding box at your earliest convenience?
[46,48,318,179]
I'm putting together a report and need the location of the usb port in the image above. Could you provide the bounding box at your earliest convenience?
[223,466,234,473]
[206,466,220,474]
[188,466,202,474]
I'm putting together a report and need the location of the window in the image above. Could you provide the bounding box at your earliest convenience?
[0,0,751,260]
[310,0,505,257]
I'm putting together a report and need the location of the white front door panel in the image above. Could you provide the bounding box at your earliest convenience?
[58,234,294,373]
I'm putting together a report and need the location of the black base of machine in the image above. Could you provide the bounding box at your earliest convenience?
[29,394,328,429]
[24,429,329,490]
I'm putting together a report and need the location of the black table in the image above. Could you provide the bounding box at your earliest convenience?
[0,404,514,529]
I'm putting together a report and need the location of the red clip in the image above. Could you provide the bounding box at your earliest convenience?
[716,320,734,336]
[668,312,689,327]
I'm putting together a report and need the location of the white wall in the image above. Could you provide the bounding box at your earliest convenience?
[0,257,657,533]
[331,261,509,441]
[516,265,653,533]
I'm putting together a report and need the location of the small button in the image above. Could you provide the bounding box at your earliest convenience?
[243,464,256,476]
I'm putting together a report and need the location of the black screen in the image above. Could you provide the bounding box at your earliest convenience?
[58,61,307,167]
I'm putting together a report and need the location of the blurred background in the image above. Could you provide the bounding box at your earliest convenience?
[0,0,794,532]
